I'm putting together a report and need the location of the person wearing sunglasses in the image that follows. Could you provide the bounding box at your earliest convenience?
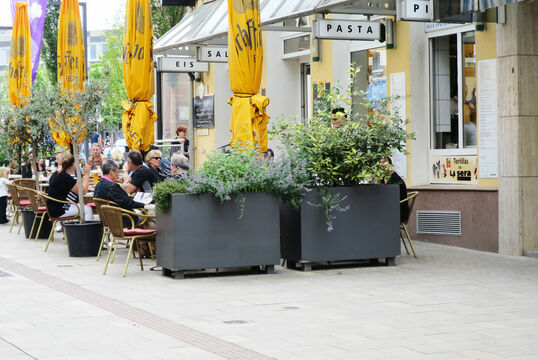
[144,149,166,183]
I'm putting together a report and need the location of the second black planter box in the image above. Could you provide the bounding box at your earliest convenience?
[280,185,401,270]
[157,192,281,279]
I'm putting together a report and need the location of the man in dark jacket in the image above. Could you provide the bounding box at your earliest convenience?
[94,160,145,224]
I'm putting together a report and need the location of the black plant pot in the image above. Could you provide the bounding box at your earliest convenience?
[21,209,53,239]
[64,221,103,257]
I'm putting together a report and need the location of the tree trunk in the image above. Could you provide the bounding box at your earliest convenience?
[31,142,40,190]
[71,141,86,224]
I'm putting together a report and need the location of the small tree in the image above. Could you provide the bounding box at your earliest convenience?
[44,78,105,223]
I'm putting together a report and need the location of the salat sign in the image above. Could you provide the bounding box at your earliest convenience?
[198,47,229,63]
[313,19,384,41]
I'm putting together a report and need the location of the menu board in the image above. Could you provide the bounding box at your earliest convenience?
[477,59,498,178]
[194,94,215,128]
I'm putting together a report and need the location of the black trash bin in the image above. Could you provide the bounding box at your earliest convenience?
[64,221,103,257]
[21,209,53,239]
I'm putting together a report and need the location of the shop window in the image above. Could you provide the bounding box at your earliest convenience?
[430,31,476,151]
[283,34,311,57]
[160,72,191,140]
[351,47,387,117]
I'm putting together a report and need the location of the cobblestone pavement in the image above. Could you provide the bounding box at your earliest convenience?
[1,224,538,360]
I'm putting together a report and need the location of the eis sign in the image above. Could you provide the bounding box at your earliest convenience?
[313,19,384,42]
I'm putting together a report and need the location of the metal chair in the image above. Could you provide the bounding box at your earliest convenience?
[93,198,117,261]
[37,192,81,252]
[20,188,47,241]
[100,205,156,277]
[400,191,419,258]
[6,184,30,234]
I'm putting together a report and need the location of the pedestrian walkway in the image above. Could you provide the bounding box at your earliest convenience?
[1,225,538,360]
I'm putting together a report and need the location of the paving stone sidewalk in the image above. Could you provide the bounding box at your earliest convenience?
[1,224,537,360]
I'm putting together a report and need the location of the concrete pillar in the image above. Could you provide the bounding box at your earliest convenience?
[497,1,538,255]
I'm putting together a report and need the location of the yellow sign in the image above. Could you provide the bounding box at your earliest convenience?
[8,2,32,108]
[431,156,477,184]
[122,0,156,151]
[227,0,269,152]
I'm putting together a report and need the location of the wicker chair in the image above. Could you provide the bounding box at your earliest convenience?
[100,205,156,277]
[19,188,48,241]
[93,198,118,261]
[37,192,81,252]
[6,184,30,234]
[400,191,419,258]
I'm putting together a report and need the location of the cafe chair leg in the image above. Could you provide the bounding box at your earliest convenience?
[44,220,56,252]
[9,210,19,233]
[103,240,116,275]
[400,226,410,255]
[402,223,417,258]
[17,215,24,234]
[34,213,46,242]
[136,240,144,272]
[96,228,109,261]
[29,214,39,241]
[123,239,136,277]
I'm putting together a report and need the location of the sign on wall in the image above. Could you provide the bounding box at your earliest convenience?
[313,19,384,41]
[397,0,432,21]
[194,94,215,128]
[158,57,209,72]
[431,156,478,184]
[198,47,229,63]
[477,59,498,178]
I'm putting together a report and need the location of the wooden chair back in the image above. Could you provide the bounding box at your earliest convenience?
[93,198,117,228]
[100,205,135,238]
[6,184,24,207]
[13,178,37,190]
[21,188,41,213]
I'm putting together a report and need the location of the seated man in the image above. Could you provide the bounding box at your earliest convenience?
[94,160,145,214]
[87,143,108,170]
[122,150,157,194]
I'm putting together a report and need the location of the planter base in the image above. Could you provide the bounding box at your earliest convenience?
[286,258,396,272]
[161,265,276,279]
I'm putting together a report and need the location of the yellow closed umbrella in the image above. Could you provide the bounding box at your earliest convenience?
[8,2,32,108]
[52,0,86,146]
[122,0,157,152]
[227,0,269,151]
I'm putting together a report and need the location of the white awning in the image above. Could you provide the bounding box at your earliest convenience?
[154,0,396,53]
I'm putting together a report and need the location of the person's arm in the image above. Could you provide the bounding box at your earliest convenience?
[123,182,137,194]
[71,165,91,194]
[110,184,144,209]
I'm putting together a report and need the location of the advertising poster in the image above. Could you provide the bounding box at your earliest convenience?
[431,155,478,184]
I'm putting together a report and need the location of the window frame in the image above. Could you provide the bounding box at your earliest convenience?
[427,24,476,157]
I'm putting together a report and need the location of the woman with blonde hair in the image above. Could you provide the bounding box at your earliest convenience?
[145,149,166,183]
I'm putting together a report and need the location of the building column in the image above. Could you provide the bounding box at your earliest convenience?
[497,1,538,255]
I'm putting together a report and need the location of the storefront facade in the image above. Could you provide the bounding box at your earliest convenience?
[154,0,538,256]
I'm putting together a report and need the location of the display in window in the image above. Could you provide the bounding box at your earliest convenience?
[431,155,477,184]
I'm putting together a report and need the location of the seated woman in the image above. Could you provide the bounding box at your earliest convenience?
[47,154,93,221]
[144,149,166,183]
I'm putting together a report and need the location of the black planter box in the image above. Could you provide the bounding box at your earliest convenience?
[64,221,103,257]
[157,192,281,279]
[21,209,53,239]
[280,185,401,270]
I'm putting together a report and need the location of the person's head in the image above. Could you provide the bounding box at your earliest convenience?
[91,143,101,158]
[263,148,274,161]
[0,167,10,178]
[28,150,34,160]
[380,156,393,173]
[145,149,162,170]
[110,147,124,162]
[331,108,347,128]
[55,151,68,166]
[101,160,119,182]
[170,153,189,173]
[60,154,75,173]
[126,150,143,171]
[176,125,188,139]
